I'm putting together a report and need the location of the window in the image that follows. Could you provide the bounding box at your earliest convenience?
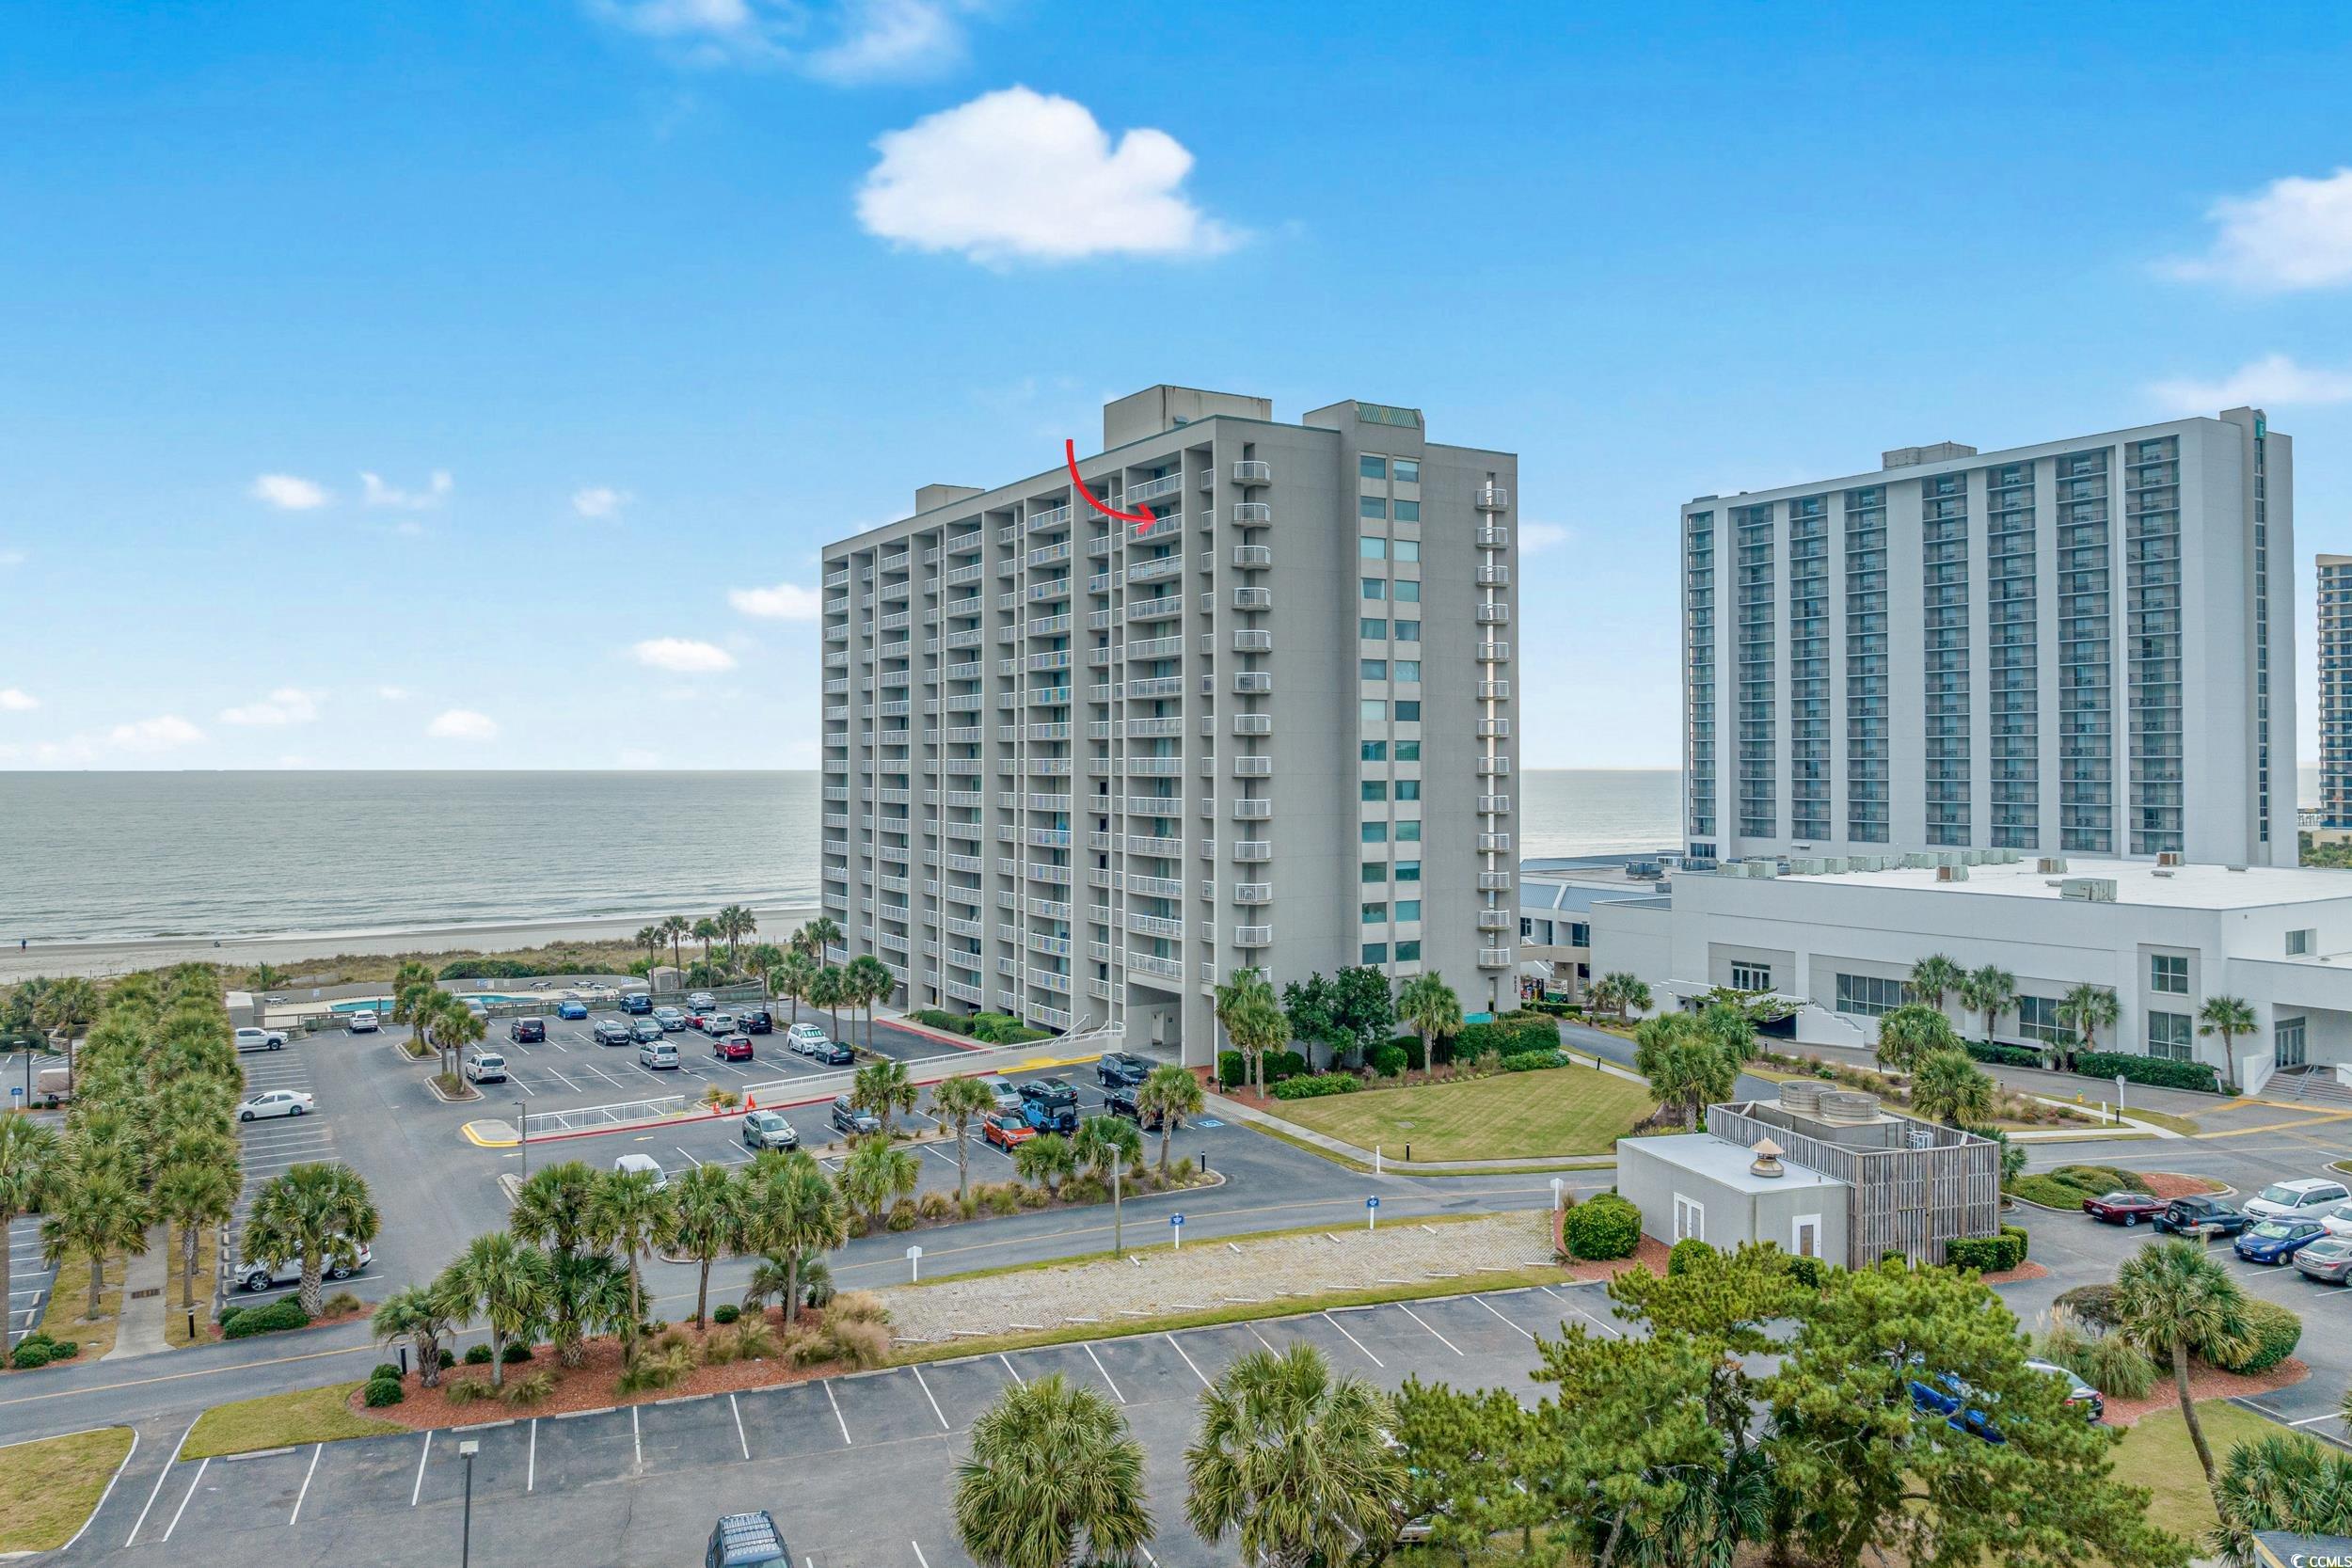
[1359,536,1388,561]
[1361,862,1388,884]
[1361,781,1388,801]
[2150,954,2188,994]
[1362,902,1387,925]
[1360,578,1388,601]
[1395,780,1422,800]
[1393,458,1420,483]
[1396,939,1422,962]
[1395,859,1421,881]
[1792,1215,1820,1259]
[1730,961,1772,991]
[1394,580,1421,603]
[1395,819,1422,842]
[1396,899,1422,923]
[1362,942,1389,964]
[1395,740,1420,762]
[2289,928,2316,956]
[2017,994,2067,1046]
[1360,659,1388,680]
[1835,973,1909,1018]
[1359,700,1387,721]
[1395,620,1421,641]
[1359,496,1388,520]
[2148,1010,2193,1061]
[1394,659,1422,683]
[1395,540,1421,562]
[1394,499,1421,523]
[1673,1195,1705,1243]
[1359,619,1388,641]
[1359,455,1387,481]
[1396,700,1422,721]
[1359,740,1388,762]
[1361,822,1388,844]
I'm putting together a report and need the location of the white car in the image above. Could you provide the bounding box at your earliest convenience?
[233,1026,287,1053]
[2243,1178,2351,1222]
[701,1011,738,1037]
[233,1242,372,1293]
[347,1010,380,1034]
[687,990,717,1012]
[239,1089,314,1121]
[612,1152,669,1190]
[463,1051,508,1085]
[2315,1200,2352,1240]
[787,1022,828,1055]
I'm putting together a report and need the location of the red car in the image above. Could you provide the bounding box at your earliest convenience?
[712,1035,754,1062]
[982,1111,1036,1151]
[2083,1191,2168,1227]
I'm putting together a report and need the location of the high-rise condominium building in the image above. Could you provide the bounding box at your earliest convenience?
[2319,554,2352,836]
[820,386,1519,1067]
[1682,408,2291,867]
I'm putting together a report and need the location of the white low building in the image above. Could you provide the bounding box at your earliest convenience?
[1585,850,2352,1099]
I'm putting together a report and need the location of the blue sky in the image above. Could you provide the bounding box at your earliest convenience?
[4,1,2351,770]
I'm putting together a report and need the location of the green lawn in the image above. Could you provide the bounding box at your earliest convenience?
[1268,1068,1657,1161]
[0,1427,135,1553]
[2115,1400,2276,1544]
[184,1382,405,1460]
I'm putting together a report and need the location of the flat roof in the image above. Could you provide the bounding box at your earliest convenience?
[1768,856,2352,911]
[1619,1132,1845,1194]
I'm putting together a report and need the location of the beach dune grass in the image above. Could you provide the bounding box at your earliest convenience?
[1263,1069,1657,1162]
[0,1426,135,1553]
[184,1382,405,1460]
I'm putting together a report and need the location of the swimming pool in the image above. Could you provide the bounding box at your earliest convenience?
[328,991,528,1012]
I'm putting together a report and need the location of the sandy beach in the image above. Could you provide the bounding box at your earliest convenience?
[0,902,823,985]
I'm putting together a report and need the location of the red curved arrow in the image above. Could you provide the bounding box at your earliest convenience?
[1066,438,1155,526]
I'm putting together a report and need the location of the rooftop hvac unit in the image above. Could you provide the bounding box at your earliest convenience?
[1816,1090,1882,1125]
[1778,1080,1828,1116]
[2157,850,2185,867]
[1901,853,1934,869]
[1788,857,1823,876]
[2038,857,2069,875]
[1749,860,1779,879]
[1936,864,1970,882]
[2059,878,2118,903]
[1822,857,1849,874]
[2000,848,2024,864]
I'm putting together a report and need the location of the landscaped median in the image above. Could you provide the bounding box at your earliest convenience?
[0,1426,135,1553]
[1231,1059,1656,1166]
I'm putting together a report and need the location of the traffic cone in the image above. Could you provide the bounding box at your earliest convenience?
[745,1093,755,1111]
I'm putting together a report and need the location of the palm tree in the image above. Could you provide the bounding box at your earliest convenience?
[838,1134,918,1229]
[798,916,843,963]
[2057,982,2121,1069]
[152,1156,237,1313]
[508,1161,600,1350]
[249,961,284,991]
[41,1165,150,1321]
[1137,1065,1205,1178]
[809,965,850,1045]
[242,1162,379,1317]
[634,926,664,976]
[954,1373,1153,1568]
[35,975,98,1094]
[2213,1432,2352,1567]
[742,942,784,998]
[373,1283,458,1387]
[1073,1115,1143,1186]
[929,1076,994,1203]
[1873,1002,1960,1074]
[1590,971,1651,1024]
[1012,1132,1075,1197]
[1396,972,1460,1069]
[1958,963,2017,1045]
[421,990,485,1079]
[669,1162,742,1329]
[1215,968,1286,1096]
[739,1151,847,1323]
[717,905,756,969]
[436,1231,552,1388]
[846,954,895,1050]
[660,914,691,975]
[1909,1047,1994,1127]
[590,1165,675,1353]
[2116,1239,2256,1487]
[548,1251,632,1369]
[771,951,818,1030]
[388,961,437,1048]
[0,1117,62,1335]
[1907,955,1964,1017]
[691,917,720,966]
[1184,1342,1408,1568]
[851,1057,918,1134]
[1632,1012,1737,1129]
[2198,995,2259,1094]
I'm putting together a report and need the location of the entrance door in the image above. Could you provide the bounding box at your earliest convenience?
[1792,1215,1820,1259]
[1673,1195,1705,1243]
[2276,1016,2309,1070]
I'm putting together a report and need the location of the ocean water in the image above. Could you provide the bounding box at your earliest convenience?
[0,769,1681,943]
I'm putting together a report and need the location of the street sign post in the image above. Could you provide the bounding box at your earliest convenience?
[1367,1195,1380,1232]
[1170,1212,1184,1251]
[906,1244,922,1282]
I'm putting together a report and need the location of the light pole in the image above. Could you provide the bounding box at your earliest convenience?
[457,1438,479,1566]
[1111,1149,1123,1256]
[516,1101,528,1177]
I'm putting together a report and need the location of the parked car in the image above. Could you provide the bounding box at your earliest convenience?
[739,1009,773,1035]
[1907,1370,2001,1443]
[2236,1217,2328,1264]
[2083,1191,2169,1227]
[509,1018,546,1044]
[556,999,589,1021]
[807,1038,854,1066]
[2154,1196,2249,1236]
[982,1110,1036,1150]
[787,1022,828,1054]
[30,1067,70,1108]
[707,1512,789,1568]
[639,1040,681,1070]
[233,1242,372,1293]
[239,1089,314,1121]
[830,1094,882,1137]
[653,1006,688,1032]
[347,1009,380,1034]
[2243,1178,2351,1222]
[713,1035,754,1062]
[612,1152,668,1189]
[1095,1052,1152,1089]
[593,1019,633,1047]
[981,1074,1024,1114]
[2293,1234,2352,1284]
[620,991,653,1014]
[1020,1077,1080,1133]
[464,1050,508,1084]
[1101,1089,1167,1131]
[740,1110,799,1151]
[233,1026,287,1053]
[701,1012,739,1037]
[631,1018,665,1044]
[2025,1357,2105,1423]
[687,990,717,1012]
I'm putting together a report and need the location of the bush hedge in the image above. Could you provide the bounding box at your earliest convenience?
[1963,1039,2045,1069]
[1563,1193,1643,1260]
[371,1362,404,1383]
[1501,1049,1572,1072]
[1390,1035,1427,1070]
[501,1342,532,1364]
[221,1299,310,1339]
[1456,1013,1562,1062]
[2073,1050,2222,1094]
[8,1331,79,1370]
[1946,1226,2030,1274]
[362,1376,405,1407]
[2007,1164,2151,1210]
[2053,1283,2121,1332]
[1267,1049,1308,1084]
[464,1343,495,1365]
[912,1009,973,1036]
[1269,1074,1360,1101]
[1667,1237,1715,1275]
[712,1304,740,1325]
[2212,1299,2302,1373]
[1369,1043,1408,1078]
[1785,1255,1829,1290]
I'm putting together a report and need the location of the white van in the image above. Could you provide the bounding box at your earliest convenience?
[612,1152,669,1189]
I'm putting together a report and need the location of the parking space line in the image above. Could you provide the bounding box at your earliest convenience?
[825,1379,852,1444]
[160,1457,207,1544]
[513,1079,537,1098]
[1165,1333,1210,1387]
[1395,1304,1463,1356]
[912,1366,950,1431]
[675,1148,705,1167]
[1083,1343,1126,1403]
[2291,1410,2345,1427]
[289,1443,322,1525]
[730,1394,751,1460]
[125,1418,199,1547]
[912,1542,932,1568]
[1246,1324,1276,1353]
[998,1353,1025,1387]
[1472,1295,1536,1340]
[543,1068,580,1092]
[528,1419,537,1491]
[1320,1311,1384,1368]
[410,1432,432,1506]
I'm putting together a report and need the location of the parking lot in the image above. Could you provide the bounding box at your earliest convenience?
[69,1281,1615,1568]
[8,1212,54,1350]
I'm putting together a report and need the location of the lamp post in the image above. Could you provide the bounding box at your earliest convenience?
[516,1101,528,1177]
[457,1438,479,1567]
[1111,1149,1123,1257]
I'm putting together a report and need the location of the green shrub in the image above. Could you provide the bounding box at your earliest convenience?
[49,1336,78,1359]
[885,1197,919,1232]
[221,1299,310,1339]
[501,1342,532,1364]
[2053,1283,2122,1332]
[2073,1051,2221,1094]
[9,1340,53,1369]
[1667,1237,1715,1275]
[913,1009,973,1036]
[1369,1043,1408,1078]
[216,1305,245,1330]
[1389,1035,1427,1070]
[371,1362,404,1383]
[1265,1049,1308,1084]
[1269,1073,1359,1101]
[983,1182,1022,1215]
[438,958,539,980]
[1217,1051,1248,1089]
[325,1291,363,1316]
[362,1376,405,1407]
[2213,1299,2302,1373]
[1785,1255,1829,1290]
[1963,1039,2044,1069]
[1564,1193,1642,1260]
[2072,1334,2158,1400]
[443,1376,493,1405]
[1501,1049,1571,1072]
[1061,1176,1106,1205]
[464,1343,494,1365]
[1457,1012,1562,1061]
[1945,1231,2027,1273]
[712,1304,740,1325]
[916,1191,954,1221]
[501,1370,555,1407]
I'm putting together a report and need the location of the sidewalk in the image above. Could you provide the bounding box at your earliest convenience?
[102,1225,170,1360]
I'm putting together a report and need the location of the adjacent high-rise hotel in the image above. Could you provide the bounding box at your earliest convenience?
[2319,554,2352,836]
[820,387,1519,1066]
[1682,409,2291,867]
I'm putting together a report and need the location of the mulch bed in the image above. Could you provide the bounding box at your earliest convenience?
[2139,1170,2231,1199]
[2096,1357,2309,1427]
[1561,1234,1672,1283]
[1979,1260,2049,1285]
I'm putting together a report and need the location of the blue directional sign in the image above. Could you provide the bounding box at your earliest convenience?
[1170,1212,1184,1226]
[1366,1196,1380,1209]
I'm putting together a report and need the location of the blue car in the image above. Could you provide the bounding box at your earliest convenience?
[2236,1218,2326,1264]
[1908,1371,2002,1444]
[620,992,653,1015]
[556,999,589,1021]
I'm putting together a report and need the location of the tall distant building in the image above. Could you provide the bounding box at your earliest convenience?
[1682,409,2292,867]
[2319,554,2352,837]
[820,387,1519,1066]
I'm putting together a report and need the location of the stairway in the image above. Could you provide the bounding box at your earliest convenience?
[2278,1066,2352,1110]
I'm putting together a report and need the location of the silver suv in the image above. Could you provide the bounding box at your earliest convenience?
[740,1110,799,1151]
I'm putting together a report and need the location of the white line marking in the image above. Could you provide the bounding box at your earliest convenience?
[1166,1333,1210,1386]
[544,1068,580,1092]
[1083,1342,1126,1403]
[410,1431,432,1506]
[1246,1323,1276,1353]
[2292,1410,2344,1427]
[126,1418,198,1547]
[912,1542,932,1568]
[998,1353,1025,1386]
[527,1418,537,1491]
[1320,1311,1384,1368]
[1395,1303,1462,1356]
[58,1425,138,1558]
[1473,1295,1536,1340]
[289,1443,322,1525]
[825,1379,852,1444]
[1139,1547,1160,1568]
[632,1405,642,1467]
[913,1366,950,1430]
[160,1456,208,1543]
[731,1394,751,1459]
[675,1148,704,1167]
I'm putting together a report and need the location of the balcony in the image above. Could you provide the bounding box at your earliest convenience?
[1126,912,1184,939]
[1480,947,1514,968]
[1476,604,1511,625]
[1475,483,1509,511]
[1128,675,1184,699]
[1127,555,1184,583]
[1479,757,1512,775]
[1234,673,1272,694]
[1480,832,1514,852]
[1126,834,1184,856]
[1479,680,1511,700]
[1232,629,1272,653]
[1232,587,1272,610]
[1124,795,1182,816]
[1126,596,1184,622]
[1232,800,1273,820]
[1478,641,1510,662]
[1233,925,1273,947]
[1479,718,1510,737]
[1233,502,1272,526]
[1233,459,1272,485]
[1127,951,1184,980]
[1232,882,1272,904]
[1232,756,1273,778]
[1025,504,1073,535]
[1130,873,1184,897]
[1233,841,1273,863]
[824,569,850,589]
[1128,472,1187,504]
[1026,542,1072,568]
[1232,714,1272,736]
[1477,565,1510,587]
[1478,911,1513,930]
[1479,795,1512,815]
[1477,527,1509,547]
[1232,544,1272,569]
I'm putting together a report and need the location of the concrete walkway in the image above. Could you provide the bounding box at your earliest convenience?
[102,1225,169,1360]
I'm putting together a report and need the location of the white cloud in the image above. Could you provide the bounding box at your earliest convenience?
[2148,354,2352,413]
[219,687,323,726]
[0,688,37,711]
[107,715,204,753]
[376,685,413,702]
[590,0,972,79]
[1518,522,1571,555]
[0,712,204,766]
[807,0,966,82]
[632,637,738,673]
[250,473,330,511]
[2164,167,2352,291]
[427,708,500,740]
[571,485,632,519]
[0,548,24,568]
[856,87,1239,265]
[727,580,823,620]
[360,470,453,510]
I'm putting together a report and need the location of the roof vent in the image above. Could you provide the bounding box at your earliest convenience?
[1750,1137,1787,1179]
[1777,1080,1827,1116]
[1816,1090,1882,1125]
